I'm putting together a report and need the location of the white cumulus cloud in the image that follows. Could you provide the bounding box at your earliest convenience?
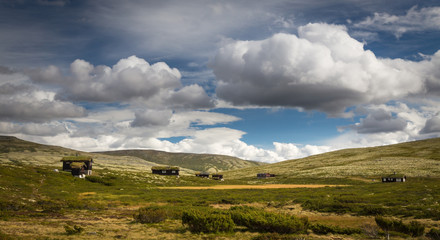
[211,23,436,117]
[31,55,214,109]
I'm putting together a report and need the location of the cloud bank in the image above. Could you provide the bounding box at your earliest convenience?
[1,15,440,163]
[32,56,214,110]
[355,6,440,38]
[211,23,438,117]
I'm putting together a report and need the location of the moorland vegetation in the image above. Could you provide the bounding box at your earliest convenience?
[1,136,440,239]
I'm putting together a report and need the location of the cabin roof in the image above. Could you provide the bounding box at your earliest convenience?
[60,156,93,162]
[70,162,86,168]
[151,166,180,171]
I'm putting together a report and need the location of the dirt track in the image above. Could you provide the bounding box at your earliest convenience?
[158,184,346,190]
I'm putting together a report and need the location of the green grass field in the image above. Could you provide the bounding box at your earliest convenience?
[1,136,440,239]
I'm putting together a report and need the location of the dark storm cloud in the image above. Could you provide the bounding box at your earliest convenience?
[0,83,34,95]
[0,66,15,74]
[420,117,440,134]
[0,99,86,123]
[352,109,407,134]
[217,81,364,117]
[0,121,68,136]
[0,70,86,123]
[130,110,173,128]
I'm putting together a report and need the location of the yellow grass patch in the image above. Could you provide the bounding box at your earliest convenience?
[158,184,347,190]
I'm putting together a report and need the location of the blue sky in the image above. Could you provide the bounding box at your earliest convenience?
[1,0,440,162]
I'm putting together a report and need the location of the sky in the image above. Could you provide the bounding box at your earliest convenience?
[1,0,440,162]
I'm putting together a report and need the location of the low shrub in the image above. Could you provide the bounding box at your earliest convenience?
[357,204,387,215]
[361,224,379,239]
[64,225,84,235]
[302,200,350,214]
[427,228,440,240]
[133,206,168,224]
[252,232,305,240]
[0,200,27,212]
[406,220,425,237]
[0,230,13,240]
[229,206,308,234]
[310,223,361,235]
[375,216,425,237]
[182,209,235,233]
[85,175,116,186]
[37,199,64,213]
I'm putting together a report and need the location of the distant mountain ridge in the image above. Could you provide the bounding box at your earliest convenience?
[96,149,266,173]
[2,136,440,178]
[0,136,265,174]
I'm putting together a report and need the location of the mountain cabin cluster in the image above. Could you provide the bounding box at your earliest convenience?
[59,155,407,183]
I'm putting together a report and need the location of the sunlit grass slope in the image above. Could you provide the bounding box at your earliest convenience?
[223,138,440,179]
[0,136,165,173]
[0,136,264,174]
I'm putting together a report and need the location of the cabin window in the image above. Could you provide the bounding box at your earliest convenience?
[172,170,175,173]
[162,170,166,173]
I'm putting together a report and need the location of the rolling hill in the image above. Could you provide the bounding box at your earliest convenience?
[0,135,164,173]
[96,149,266,173]
[0,136,264,174]
[223,137,440,179]
[2,135,440,178]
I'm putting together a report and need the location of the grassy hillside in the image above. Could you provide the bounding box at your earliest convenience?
[223,137,440,179]
[1,136,440,239]
[97,149,266,173]
[0,136,263,174]
[0,136,164,173]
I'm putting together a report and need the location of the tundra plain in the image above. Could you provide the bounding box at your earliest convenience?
[1,136,440,239]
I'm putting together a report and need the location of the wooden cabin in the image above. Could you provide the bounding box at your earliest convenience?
[195,172,210,178]
[151,166,180,175]
[60,156,93,177]
[211,174,223,180]
[382,174,406,182]
[257,173,276,179]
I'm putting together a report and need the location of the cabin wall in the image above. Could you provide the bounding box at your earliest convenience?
[152,169,179,175]
[382,177,405,182]
[62,161,92,175]
[62,162,72,171]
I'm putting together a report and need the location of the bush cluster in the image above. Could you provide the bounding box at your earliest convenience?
[182,209,235,233]
[85,175,116,186]
[427,228,440,240]
[133,206,169,224]
[310,223,361,235]
[64,225,84,235]
[302,200,350,214]
[37,200,64,213]
[229,206,308,234]
[252,232,306,240]
[375,216,425,237]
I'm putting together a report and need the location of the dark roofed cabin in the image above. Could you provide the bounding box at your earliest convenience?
[196,172,210,178]
[151,166,180,175]
[257,173,276,179]
[211,174,223,180]
[382,174,406,183]
[61,156,93,177]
